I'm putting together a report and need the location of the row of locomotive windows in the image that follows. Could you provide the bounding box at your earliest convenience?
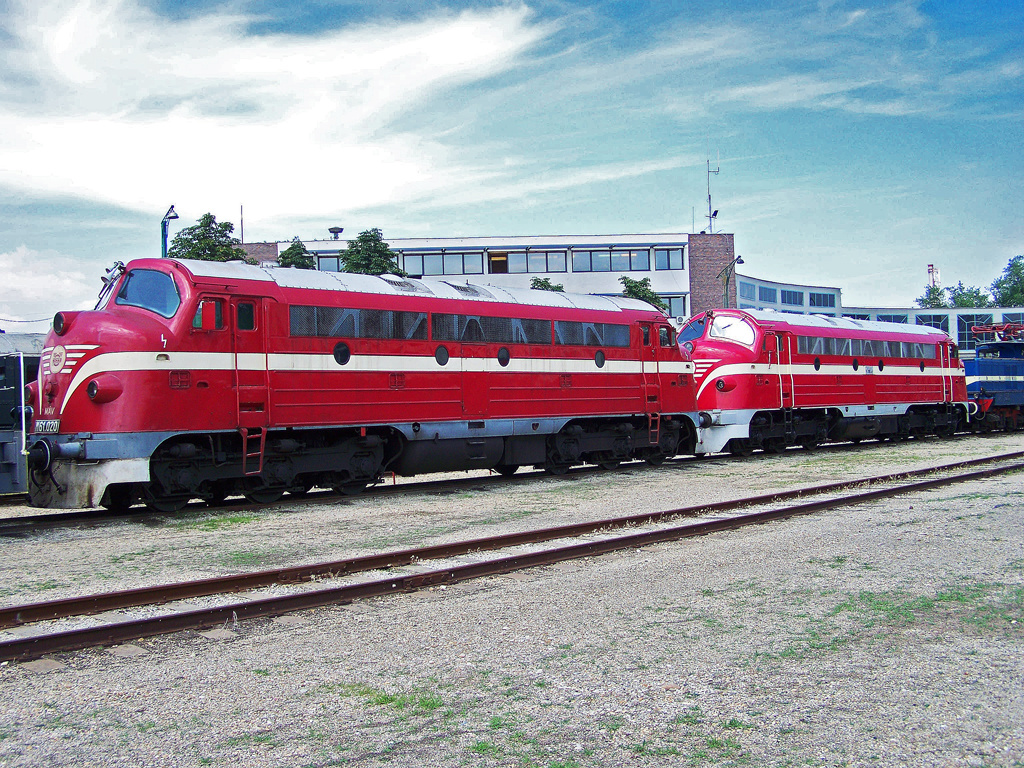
[288,305,632,347]
[796,335,938,360]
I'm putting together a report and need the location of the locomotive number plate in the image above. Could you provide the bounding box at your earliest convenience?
[35,419,60,433]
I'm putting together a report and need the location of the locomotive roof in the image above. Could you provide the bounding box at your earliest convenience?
[170,259,661,315]
[727,308,950,340]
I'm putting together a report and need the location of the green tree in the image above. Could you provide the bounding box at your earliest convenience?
[915,284,949,308]
[530,276,564,292]
[340,228,405,276]
[945,281,993,308]
[618,276,667,311]
[167,212,247,262]
[990,255,1024,307]
[278,237,315,270]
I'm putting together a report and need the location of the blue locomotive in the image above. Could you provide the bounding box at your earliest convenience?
[964,323,1024,431]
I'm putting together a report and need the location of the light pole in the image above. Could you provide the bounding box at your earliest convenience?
[161,205,179,258]
[716,255,744,308]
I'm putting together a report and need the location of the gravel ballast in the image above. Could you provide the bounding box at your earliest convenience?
[0,435,1022,767]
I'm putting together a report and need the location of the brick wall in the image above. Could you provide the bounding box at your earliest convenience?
[239,242,280,265]
[687,234,736,316]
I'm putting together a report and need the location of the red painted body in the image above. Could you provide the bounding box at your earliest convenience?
[679,309,968,454]
[27,259,696,509]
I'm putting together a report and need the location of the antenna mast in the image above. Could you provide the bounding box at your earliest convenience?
[706,151,720,233]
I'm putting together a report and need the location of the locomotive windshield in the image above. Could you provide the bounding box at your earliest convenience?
[115,269,181,318]
[709,315,756,346]
[677,316,706,343]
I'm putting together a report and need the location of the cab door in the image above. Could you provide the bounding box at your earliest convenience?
[232,297,269,430]
[639,322,662,418]
[764,332,793,408]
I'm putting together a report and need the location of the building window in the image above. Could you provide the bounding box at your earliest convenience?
[809,292,836,308]
[654,248,685,270]
[915,314,949,332]
[875,314,908,324]
[401,253,423,276]
[666,296,687,318]
[609,249,650,271]
[758,286,777,303]
[738,282,756,300]
[423,253,444,275]
[572,250,614,272]
[318,256,340,272]
[1000,312,1024,324]
[844,313,870,320]
[958,314,993,351]
[780,290,803,306]
[544,251,568,272]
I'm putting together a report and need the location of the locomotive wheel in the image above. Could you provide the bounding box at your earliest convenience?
[799,437,819,451]
[599,461,621,470]
[728,440,753,457]
[644,454,665,466]
[333,482,366,496]
[494,464,519,477]
[762,440,785,454]
[101,484,135,514]
[544,463,570,476]
[244,488,285,504]
[203,481,232,507]
[143,490,190,514]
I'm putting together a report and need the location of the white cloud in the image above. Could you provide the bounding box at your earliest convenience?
[0,0,552,222]
[0,246,97,329]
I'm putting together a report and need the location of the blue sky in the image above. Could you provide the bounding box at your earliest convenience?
[1,0,1021,331]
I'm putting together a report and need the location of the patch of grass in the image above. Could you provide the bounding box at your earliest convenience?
[673,707,704,726]
[109,547,158,564]
[470,740,498,755]
[601,715,626,733]
[631,741,681,756]
[722,718,752,729]
[219,548,283,568]
[178,513,261,531]
[328,682,444,715]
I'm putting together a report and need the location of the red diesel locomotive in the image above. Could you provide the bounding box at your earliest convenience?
[25,258,696,510]
[679,309,968,455]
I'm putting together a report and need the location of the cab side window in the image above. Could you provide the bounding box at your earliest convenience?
[659,327,673,347]
[237,302,256,331]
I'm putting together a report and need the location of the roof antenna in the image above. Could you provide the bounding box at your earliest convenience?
[706,147,720,234]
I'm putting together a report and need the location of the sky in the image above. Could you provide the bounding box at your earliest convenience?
[0,0,1021,331]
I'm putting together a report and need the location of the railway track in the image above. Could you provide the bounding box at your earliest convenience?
[0,437,1000,536]
[2,450,1023,663]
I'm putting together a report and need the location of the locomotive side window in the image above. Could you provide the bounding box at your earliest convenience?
[555,321,630,348]
[659,327,673,347]
[237,302,256,331]
[432,313,552,345]
[115,269,181,318]
[709,316,755,346]
[796,334,938,359]
[290,306,428,340]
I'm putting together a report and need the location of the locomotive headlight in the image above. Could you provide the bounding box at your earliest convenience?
[86,374,124,403]
[53,312,76,336]
[715,377,737,392]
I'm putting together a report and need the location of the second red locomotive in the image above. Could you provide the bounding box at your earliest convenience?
[679,309,968,455]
